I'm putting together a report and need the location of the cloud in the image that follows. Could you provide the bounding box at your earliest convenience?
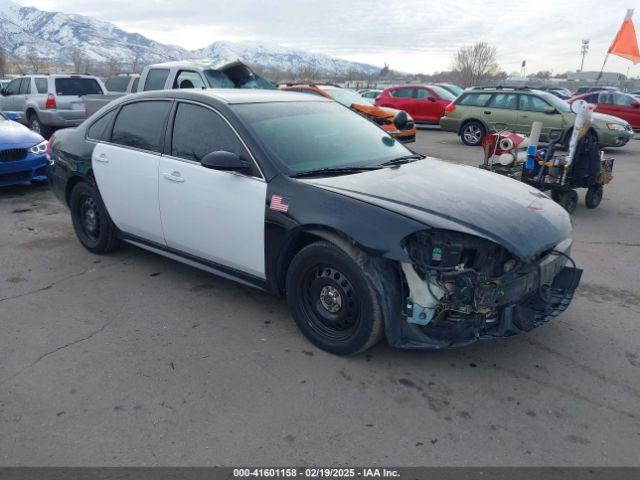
[17,0,640,75]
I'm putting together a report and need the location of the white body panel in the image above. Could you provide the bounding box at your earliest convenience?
[158,157,267,278]
[92,143,165,245]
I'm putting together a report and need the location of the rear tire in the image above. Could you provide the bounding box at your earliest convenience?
[585,185,603,209]
[460,121,485,146]
[285,241,389,355]
[69,181,120,254]
[28,113,53,139]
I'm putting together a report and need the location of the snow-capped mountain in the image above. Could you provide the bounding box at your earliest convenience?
[0,0,382,75]
[193,41,381,76]
[0,0,188,63]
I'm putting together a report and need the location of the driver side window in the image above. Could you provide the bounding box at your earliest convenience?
[171,103,251,171]
[5,79,21,96]
[415,88,432,99]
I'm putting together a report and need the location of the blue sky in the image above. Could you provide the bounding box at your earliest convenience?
[19,0,640,76]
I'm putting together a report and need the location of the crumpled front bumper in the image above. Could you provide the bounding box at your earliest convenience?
[386,242,583,349]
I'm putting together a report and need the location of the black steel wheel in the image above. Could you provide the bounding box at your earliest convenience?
[285,241,392,355]
[585,185,603,209]
[69,182,119,253]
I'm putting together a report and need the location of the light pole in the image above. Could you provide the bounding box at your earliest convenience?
[580,39,589,72]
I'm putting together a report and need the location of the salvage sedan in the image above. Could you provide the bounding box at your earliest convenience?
[48,89,582,355]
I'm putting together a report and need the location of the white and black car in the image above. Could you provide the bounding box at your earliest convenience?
[48,89,582,355]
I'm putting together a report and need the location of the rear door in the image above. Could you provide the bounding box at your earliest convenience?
[383,87,415,115]
[484,93,518,130]
[159,101,267,277]
[53,77,104,111]
[91,100,172,244]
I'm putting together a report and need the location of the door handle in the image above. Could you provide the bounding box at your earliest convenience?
[162,171,185,183]
[484,111,491,115]
[95,153,109,163]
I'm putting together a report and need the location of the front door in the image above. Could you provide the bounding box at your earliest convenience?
[414,87,440,123]
[91,100,172,245]
[516,94,563,139]
[158,102,267,278]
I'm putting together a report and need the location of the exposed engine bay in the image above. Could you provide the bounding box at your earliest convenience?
[398,229,582,348]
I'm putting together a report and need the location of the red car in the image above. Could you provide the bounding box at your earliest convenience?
[570,91,640,131]
[375,85,456,124]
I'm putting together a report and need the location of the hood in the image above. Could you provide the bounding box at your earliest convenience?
[303,158,572,261]
[351,103,397,119]
[0,119,44,147]
[592,112,630,125]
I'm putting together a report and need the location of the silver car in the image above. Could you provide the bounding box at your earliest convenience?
[0,74,106,137]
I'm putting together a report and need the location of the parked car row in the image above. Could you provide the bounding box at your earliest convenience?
[439,86,634,147]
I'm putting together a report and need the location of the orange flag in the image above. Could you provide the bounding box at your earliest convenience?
[608,9,640,64]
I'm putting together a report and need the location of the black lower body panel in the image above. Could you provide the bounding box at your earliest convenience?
[386,266,583,349]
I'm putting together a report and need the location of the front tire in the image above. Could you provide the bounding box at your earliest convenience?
[460,121,485,146]
[69,182,120,254]
[285,241,388,355]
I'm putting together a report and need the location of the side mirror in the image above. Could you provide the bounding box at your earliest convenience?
[544,106,557,114]
[393,111,409,130]
[427,96,437,102]
[201,151,252,174]
[632,102,640,109]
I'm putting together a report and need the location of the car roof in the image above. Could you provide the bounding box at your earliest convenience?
[119,88,332,105]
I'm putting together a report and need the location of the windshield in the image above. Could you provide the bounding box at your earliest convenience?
[428,85,456,100]
[322,87,368,107]
[440,84,463,96]
[233,101,412,174]
[538,92,571,113]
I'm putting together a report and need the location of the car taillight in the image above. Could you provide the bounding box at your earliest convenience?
[444,103,456,115]
[45,94,57,109]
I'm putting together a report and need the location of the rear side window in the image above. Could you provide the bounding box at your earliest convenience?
[487,93,518,110]
[55,78,103,95]
[390,88,413,98]
[35,78,48,94]
[143,69,170,91]
[111,101,171,153]
[87,109,117,141]
[105,76,131,92]
[457,93,492,107]
[171,103,246,162]
[18,78,31,94]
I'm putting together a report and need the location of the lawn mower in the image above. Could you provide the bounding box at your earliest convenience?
[479,100,614,214]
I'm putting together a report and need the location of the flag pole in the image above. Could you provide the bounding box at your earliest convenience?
[595,53,610,86]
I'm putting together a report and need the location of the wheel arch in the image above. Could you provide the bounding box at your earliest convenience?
[65,171,96,206]
[458,117,488,136]
[273,226,375,296]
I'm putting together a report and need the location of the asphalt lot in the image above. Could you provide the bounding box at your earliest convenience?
[1,127,639,466]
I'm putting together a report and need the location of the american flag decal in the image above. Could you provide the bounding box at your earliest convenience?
[270,194,289,213]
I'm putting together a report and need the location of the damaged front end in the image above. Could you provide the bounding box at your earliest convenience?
[391,230,582,349]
